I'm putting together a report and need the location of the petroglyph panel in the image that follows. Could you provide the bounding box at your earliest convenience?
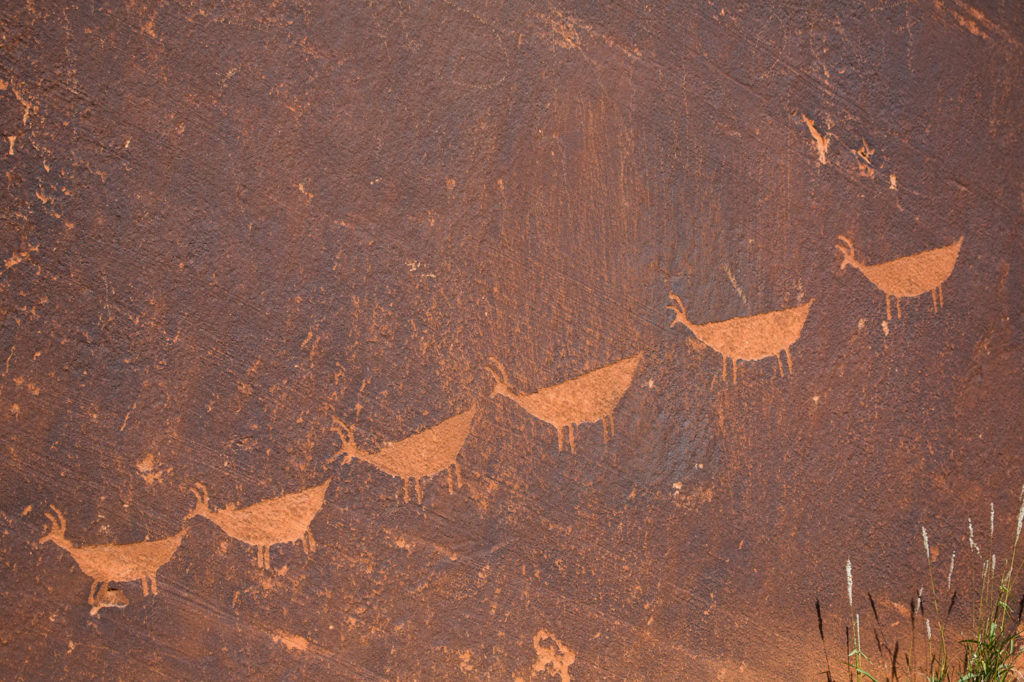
[1,1,1022,679]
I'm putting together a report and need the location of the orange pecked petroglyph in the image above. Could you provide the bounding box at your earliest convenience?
[835,235,963,320]
[89,584,129,616]
[186,479,329,570]
[486,355,641,454]
[800,113,829,165]
[333,406,476,504]
[667,292,813,383]
[532,630,576,682]
[40,506,185,609]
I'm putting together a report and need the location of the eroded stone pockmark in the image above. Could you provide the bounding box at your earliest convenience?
[272,631,310,652]
[40,506,186,609]
[532,630,576,682]
[4,242,38,270]
[668,292,813,383]
[187,479,329,570]
[333,406,476,504]
[836,235,963,320]
[136,453,170,484]
[487,355,641,454]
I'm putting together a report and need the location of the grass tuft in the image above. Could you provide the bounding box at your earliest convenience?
[819,486,1024,681]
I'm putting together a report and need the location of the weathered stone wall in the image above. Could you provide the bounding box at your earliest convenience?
[1,1,1022,678]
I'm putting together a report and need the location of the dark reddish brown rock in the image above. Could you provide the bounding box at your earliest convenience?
[1,1,1022,679]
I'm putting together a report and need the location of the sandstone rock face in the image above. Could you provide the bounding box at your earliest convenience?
[1,2,1022,679]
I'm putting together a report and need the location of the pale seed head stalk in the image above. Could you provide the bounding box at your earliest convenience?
[997,487,1024,633]
[923,532,949,673]
[1015,485,1024,543]
[846,558,853,607]
[855,613,863,678]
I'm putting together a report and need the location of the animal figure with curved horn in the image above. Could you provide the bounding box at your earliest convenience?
[333,406,476,504]
[835,235,962,320]
[186,480,329,570]
[667,292,813,384]
[486,355,641,454]
[40,505,186,610]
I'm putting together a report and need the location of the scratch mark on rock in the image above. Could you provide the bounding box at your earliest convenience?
[11,84,34,125]
[721,264,748,306]
[120,402,136,432]
[853,138,875,178]
[800,113,829,164]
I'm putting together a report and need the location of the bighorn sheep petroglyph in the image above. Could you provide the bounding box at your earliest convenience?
[186,480,329,570]
[40,505,185,609]
[333,406,476,504]
[487,355,641,453]
[835,235,962,320]
[667,292,813,383]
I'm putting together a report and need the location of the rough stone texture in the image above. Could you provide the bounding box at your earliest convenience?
[0,1,1022,679]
